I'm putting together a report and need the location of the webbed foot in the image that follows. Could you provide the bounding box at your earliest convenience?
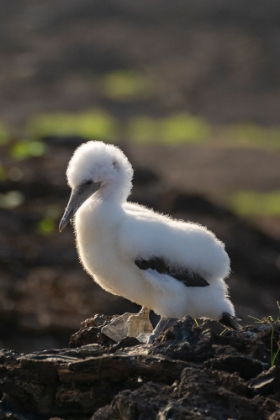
[137,317,176,343]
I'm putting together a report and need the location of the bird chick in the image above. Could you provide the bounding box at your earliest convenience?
[60,141,239,342]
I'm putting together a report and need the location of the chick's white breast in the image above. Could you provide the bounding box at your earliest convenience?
[119,204,230,281]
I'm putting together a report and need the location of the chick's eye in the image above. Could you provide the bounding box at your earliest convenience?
[85,180,92,186]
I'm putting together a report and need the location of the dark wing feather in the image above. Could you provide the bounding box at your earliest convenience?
[135,257,209,287]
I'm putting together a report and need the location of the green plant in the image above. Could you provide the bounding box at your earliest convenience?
[193,318,199,327]
[100,70,153,101]
[219,328,227,336]
[229,190,280,217]
[127,113,210,144]
[248,302,280,367]
[36,205,61,235]
[26,110,119,141]
[10,139,46,160]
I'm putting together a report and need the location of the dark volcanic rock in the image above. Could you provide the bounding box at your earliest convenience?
[69,315,116,348]
[0,317,280,419]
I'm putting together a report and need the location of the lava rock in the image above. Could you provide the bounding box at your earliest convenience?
[0,317,280,419]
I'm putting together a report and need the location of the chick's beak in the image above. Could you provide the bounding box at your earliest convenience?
[59,182,100,232]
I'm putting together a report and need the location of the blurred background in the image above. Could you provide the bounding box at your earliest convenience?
[0,0,280,352]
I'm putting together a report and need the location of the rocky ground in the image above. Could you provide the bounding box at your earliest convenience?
[0,314,280,419]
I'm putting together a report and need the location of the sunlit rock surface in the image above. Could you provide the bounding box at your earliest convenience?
[0,316,280,419]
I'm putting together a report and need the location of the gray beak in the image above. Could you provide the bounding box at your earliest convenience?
[59,182,100,232]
